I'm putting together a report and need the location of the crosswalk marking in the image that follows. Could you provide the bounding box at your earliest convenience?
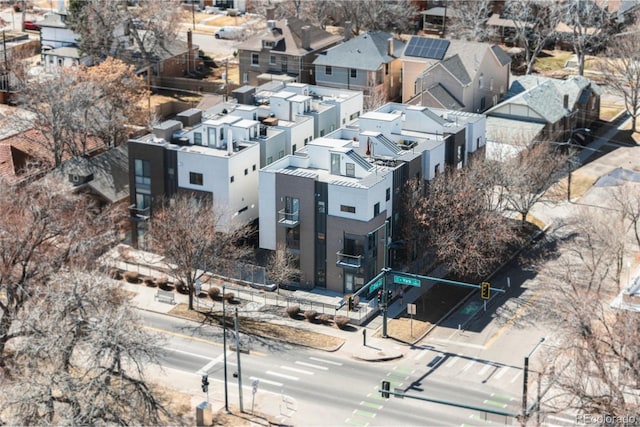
[249,376,282,387]
[295,361,328,370]
[494,367,508,379]
[462,359,475,372]
[280,366,314,375]
[345,418,369,426]
[477,364,491,376]
[266,370,298,381]
[510,370,522,383]
[360,401,382,410]
[415,349,430,361]
[353,409,376,418]
[309,356,342,366]
[445,356,460,368]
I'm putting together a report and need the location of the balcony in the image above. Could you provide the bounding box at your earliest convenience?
[278,208,299,228]
[336,251,363,269]
[129,204,150,220]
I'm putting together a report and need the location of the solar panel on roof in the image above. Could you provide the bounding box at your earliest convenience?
[405,37,450,60]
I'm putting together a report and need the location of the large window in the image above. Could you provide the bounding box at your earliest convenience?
[251,53,259,66]
[194,132,202,145]
[284,196,300,222]
[330,153,340,175]
[189,172,203,186]
[345,162,355,177]
[325,65,332,75]
[269,55,276,65]
[134,159,151,187]
[350,68,357,78]
[281,56,288,73]
[340,205,356,213]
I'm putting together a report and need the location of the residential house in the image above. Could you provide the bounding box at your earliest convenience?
[236,9,342,86]
[313,31,404,105]
[38,11,198,78]
[401,37,511,114]
[127,107,286,247]
[485,75,602,159]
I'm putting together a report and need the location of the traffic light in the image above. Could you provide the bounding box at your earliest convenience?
[377,291,382,304]
[481,282,490,300]
[347,296,352,312]
[381,380,390,398]
[387,289,392,303]
[201,374,209,393]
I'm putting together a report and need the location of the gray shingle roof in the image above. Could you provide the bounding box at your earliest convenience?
[313,31,404,70]
[490,45,511,67]
[439,54,471,85]
[426,83,464,110]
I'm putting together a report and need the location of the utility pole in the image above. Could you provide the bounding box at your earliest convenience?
[234,308,244,413]
[522,337,545,424]
[222,284,229,413]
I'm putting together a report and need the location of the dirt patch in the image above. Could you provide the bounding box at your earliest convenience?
[168,303,345,351]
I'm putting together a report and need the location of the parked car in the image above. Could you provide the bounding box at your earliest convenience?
[23,20,40,31]
[214,26,246,40]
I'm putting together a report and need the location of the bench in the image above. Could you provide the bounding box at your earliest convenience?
[154,290,176,305]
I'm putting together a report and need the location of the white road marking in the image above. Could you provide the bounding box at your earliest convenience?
[266,370,299,381]
[477,364,491,376]
[196,352,229,375]
[295,361,329,370]
[165,347,211,360]
[309,356,342,366]
[462,359,475,372]
[415,349,429,361]
[494,367,508,379]
[249,376,282,387]
[281,366,314,375]
[445,355,460,368]
[510,370,522,383]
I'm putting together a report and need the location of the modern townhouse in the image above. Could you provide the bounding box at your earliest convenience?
[237,82,364,139]
[259,102,483,293]
[128,107,285,247]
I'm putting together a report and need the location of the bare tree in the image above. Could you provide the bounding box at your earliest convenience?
[561,0,610,76]
[500,143,568,224]
[332,0,418,36]
[612,183,640,249]
[16,59,148,166]
[600,29,640,133]
[266,244,300,294]
[447,0,493,41]
[535,212,640,417]
[415,161,522,281]
[67,0,183,65]
[504,0,563,75]
[0,176,117,370]
[0,270,177,425]
[149,195,250,310]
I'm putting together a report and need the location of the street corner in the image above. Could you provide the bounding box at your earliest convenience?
[352,346,404,362]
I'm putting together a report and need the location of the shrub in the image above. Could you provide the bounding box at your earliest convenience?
[317,313,331,325]
[334,315,350,329]
[109,268,122,280]
[176,280,189,294]
[223,292,234,302]
[208,287,221,299]
[143,277,155,287]
[303,310,317,322]
[155,276,169,287]
[123,271,139,283]
[286,305,300,318]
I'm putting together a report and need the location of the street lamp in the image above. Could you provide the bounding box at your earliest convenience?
[522,337,545,423]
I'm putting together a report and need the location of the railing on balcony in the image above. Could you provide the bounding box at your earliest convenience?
[336,251,363,269]
[278,208,299,228]
[129,204,151,220]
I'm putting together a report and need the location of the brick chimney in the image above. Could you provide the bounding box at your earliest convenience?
[187,29,193,73]
[344,21,352,41]
[266,6,275,21]
[387,37,393,57]
[302,26,311,50]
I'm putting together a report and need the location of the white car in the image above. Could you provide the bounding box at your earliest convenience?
[214,26,246,40]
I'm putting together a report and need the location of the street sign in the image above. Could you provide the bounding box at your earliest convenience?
[394,275,420,287]
[407,303,416,315]
[369,278,383,293]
